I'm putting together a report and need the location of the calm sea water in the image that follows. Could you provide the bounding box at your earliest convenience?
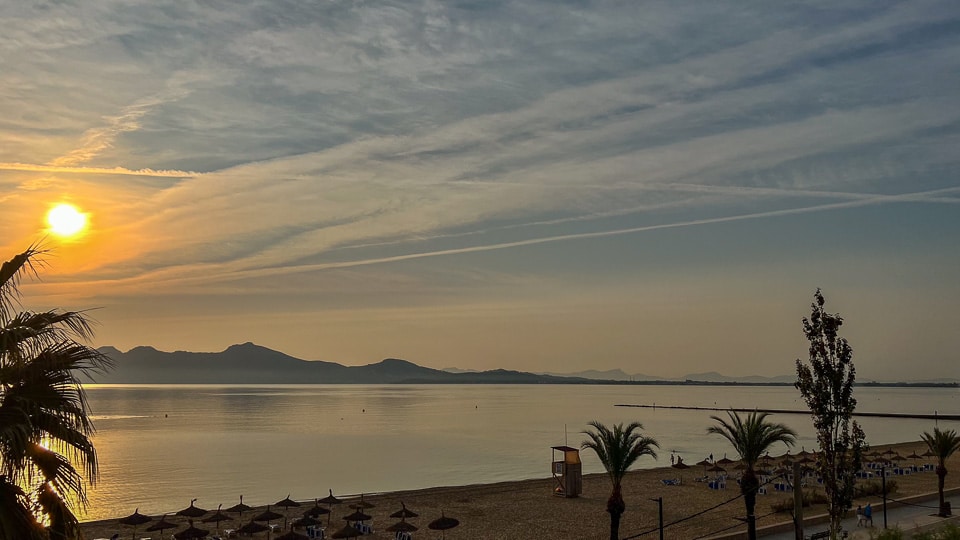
[81,384,959,521]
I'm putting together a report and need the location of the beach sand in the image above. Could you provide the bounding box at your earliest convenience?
[82,441,959,540]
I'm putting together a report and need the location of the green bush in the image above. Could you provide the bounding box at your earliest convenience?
[770,489,830,513]
[870,526,904,539]
[927,523,960,540]
[855,479,899,498]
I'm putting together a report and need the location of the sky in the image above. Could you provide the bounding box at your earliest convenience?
[1,1,958,381]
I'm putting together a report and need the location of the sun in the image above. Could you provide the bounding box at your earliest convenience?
[46,203,88,238]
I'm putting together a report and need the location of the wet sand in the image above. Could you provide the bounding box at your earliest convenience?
[83,441,958,540]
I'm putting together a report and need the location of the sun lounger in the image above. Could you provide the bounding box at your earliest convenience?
[661,478,680,486]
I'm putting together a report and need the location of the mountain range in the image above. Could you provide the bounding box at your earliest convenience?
[89,343,591,384]
[88,343,954,385]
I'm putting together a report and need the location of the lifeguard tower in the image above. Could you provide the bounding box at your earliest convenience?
[551,445,582,498]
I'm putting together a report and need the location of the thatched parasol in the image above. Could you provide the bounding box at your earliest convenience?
[275,495,301,529]
[146,515,179,538]
[318,490,343,527]
[201,504,232,535]
[390,502,419,519]
[177,499,208,519]
[386,519,418,533]
[238,519,271,536]
[716,455,735,466]
[275,527,309,540]
[225,495,253,517]
[342,509,372,523]
[707,464,726,474]
[696,458,711,476]
[174,519,210,540]
[303,500,331,519]
[292,515,323,529]
[330,524,363,539]
[254,506,284,525]
[349,494,375,510]
[119,508,152,540]
[276,495,301,510]
[428,512,460,539]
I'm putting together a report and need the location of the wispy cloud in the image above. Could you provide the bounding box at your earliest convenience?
[2,0,959,377]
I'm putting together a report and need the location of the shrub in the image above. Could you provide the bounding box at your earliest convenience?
[855,479,898,498]
[870,527,903,540]
[770,489,830,513]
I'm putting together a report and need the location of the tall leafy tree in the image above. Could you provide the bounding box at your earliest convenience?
[581,421,658,540]
[795,289,865,539]
[0,246,111,540]
[707,410,797,540]
[921,427,960,517]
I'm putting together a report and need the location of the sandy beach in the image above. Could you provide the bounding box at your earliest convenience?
[82,440,959,540]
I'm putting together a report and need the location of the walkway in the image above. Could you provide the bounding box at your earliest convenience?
[760,494,960,539]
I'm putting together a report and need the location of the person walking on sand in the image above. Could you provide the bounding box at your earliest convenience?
[856,505,864,527]
[864,503,873,527]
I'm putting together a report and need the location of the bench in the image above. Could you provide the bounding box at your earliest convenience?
[805,531,848,540]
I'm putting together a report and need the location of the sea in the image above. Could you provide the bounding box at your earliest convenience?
[81,384,959,522]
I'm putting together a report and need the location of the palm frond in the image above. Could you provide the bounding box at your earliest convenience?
[0,476,47,540]
[582,420,658,486]
[707,410,797,466]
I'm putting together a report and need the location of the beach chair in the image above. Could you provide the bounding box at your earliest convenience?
[660,478,680,486]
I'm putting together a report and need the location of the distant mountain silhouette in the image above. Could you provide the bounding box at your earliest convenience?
[89,343,590,384]
[90,344,941,385]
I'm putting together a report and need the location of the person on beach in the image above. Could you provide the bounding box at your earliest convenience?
[864,503,873,527]
[856,505,864,527]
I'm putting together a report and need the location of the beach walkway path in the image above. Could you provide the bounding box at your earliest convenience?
[759,494,960,539]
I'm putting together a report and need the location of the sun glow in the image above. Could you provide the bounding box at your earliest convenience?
[46,203,88,238]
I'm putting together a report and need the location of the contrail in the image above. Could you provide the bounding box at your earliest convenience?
[0,162,196,177]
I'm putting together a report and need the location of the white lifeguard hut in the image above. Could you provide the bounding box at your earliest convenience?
[551,445,582,498]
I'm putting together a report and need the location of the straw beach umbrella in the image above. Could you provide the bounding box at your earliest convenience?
[303,500,330,519]
[292,515,322,529]
[226,495,253,518]
[330,524,362,539]
[390,502,419,519]
[671,458,691,483]
[201,504,232,535]
[119,508,152,540]
[428,511,460,539]
[275,527,309,540]
[275,495,301,529]
[146,515,179,539]
[341,509,372,523]
[144,514,178,538]
[177,499,208,519]
[174,519,210,540]
[349,494,375,511]
[318,489,343,526]
[254,505,284,536]
[386,518,418,534]
[238,519,271,536]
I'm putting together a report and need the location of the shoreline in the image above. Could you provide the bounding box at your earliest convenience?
[82,440,960,539]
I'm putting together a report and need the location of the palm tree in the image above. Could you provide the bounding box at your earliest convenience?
[0,246,111,540]
[707,411,797,540]
[921,427,960,517]
[581,420,658,540]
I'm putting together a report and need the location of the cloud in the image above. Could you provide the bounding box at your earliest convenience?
[2,0,959,377]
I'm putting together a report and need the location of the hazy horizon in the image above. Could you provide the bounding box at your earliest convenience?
[2,1,958,381]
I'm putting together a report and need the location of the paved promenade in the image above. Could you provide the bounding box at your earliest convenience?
[761,494,960,539]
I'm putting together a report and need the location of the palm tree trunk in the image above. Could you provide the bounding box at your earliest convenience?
[607,484,626,540]
[741,468,759,540]
[938,466,948,516]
